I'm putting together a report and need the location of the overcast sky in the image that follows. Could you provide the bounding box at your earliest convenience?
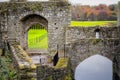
[0,0,119,5]
[69,0,119,5]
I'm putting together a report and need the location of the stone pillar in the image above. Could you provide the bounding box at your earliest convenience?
[117,2,120,26]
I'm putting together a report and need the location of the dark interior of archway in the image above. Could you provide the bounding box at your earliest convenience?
[28,23,48,49]
[21,14,48,27]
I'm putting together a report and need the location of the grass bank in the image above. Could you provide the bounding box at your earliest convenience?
[28,29,48,49]
[71,21,117,27]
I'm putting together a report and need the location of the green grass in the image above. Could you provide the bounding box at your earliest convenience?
[28,29,48,49]
[71,21,117,27]
[54,58,69,69]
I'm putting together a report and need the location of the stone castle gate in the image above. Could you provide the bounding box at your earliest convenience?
[0,0,71,53]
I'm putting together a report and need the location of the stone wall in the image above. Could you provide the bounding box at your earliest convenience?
[0,12,7,48]
[66,26,120,80]
[9,43,37,80]
[66,38,120,68]
[0,1,71,54]
[0,15,1,48]
[66,27,120,44]
[37,65,72,80]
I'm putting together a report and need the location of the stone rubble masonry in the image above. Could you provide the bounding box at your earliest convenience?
[0,1,71,54]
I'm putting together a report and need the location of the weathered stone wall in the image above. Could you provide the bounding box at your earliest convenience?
[9,42,37,80]
[66,27,120,44]
[0,1,71,54]
[66,26,120,80]
[66,38,120,68]
[37,65,72,80]
[0,13,7,48]
[66,38,120,80]
[0,22,2,48]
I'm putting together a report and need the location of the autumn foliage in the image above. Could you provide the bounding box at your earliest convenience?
[71,4,117,21]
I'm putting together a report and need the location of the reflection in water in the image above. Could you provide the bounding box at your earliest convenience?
[75,55,112,80]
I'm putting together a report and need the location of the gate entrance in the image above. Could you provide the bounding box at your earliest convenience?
[20,14,48,50]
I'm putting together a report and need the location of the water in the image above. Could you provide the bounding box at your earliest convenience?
[75,54,112,80]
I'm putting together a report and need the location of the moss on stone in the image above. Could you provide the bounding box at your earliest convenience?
[56,1,71,7]
[0,2,43,13]
[0,49,2,56]
[31,78,36,80]
[48,75,52,80]
[54,58,68,69]
[13,45,36,69]
[89,38,101,45]
[47,56,52,63]
[64,73,72,80]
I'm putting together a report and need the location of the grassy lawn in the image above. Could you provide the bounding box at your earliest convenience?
[71,21,117,27]
[28,29,48,49]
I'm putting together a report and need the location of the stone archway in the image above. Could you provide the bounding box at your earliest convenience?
[20,14,48,50]
[75,54,112,80]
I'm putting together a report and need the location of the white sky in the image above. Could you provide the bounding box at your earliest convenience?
[0,0,119,5]
[69,0,120,5]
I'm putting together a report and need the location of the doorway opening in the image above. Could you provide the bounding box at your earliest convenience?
[28,23,48,49]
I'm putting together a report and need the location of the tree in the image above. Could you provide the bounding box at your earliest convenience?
[71,4,117,21]
[97,10,108,20]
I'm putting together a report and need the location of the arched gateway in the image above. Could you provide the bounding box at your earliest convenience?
[20,14,48,50]
[5,1,71,54]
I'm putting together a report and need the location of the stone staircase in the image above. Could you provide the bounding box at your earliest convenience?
[10,44,37,80]
[9,43,53,80]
